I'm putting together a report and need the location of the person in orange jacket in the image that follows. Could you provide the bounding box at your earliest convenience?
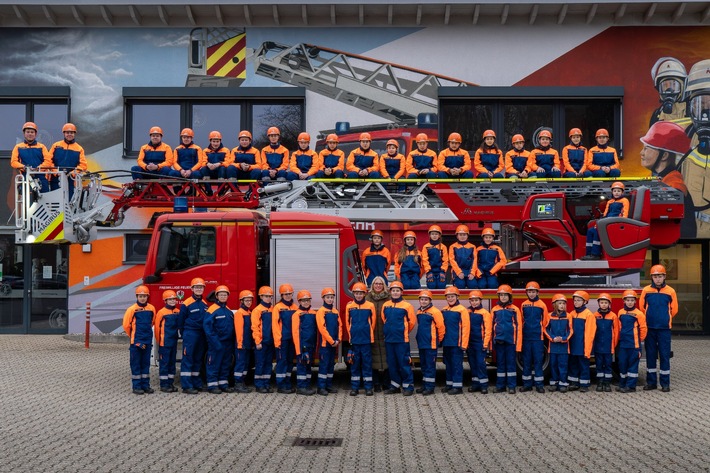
[466,290,492,394]
[204,285,235,394]
[229,130,262,180]
[382,281,417,395]
[566,290,596,392]
[581,181,630,260]
[316,133,345,178]
[233,290,254,393]
[414,289,445,396]
[200,131,232,195]
[46,123,89,199]
[154,290,180,393]
[422,225,449,289]
[251,286,275,393]
[346,132,381,178]
[491,285,522,394]
[440,286,470,395]
[639,264,679,392]
[473,129,505,178]
[593,293,620,392]
[394,231,423,289]
[260,126,289,181]
[287,132,320,181]
[362,229,392,286]
[11,121,52,193]
[449,225,477,290]
[379,139,406,180]
[588,128,621,177]
[616,290,648,393]
[519,281,550,393]
[123,285,156,395]
[406,133,438,178]
[545,294,573,392]
[178,277,209,394]
[475,227,507,289]
[131,126,173,180]
[437,132,473,179]
[292,290,318,395]
[169,128,204,181]
[345,282,377,396]
[272,283,298,394]
[504,134,533,178]
[316,288,341,396]
[529,129,561,178]
[562,128,591,178]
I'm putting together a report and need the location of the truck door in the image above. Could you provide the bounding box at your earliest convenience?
[270,234,339,301]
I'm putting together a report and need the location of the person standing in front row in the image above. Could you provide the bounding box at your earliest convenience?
[233,290,255,393]
[316,288,341,396]
[179,278,209,394]
[204,285,235,394]
[252,286,275,393]
[567,291,596,392]
[617,290,647,393]
[292,290,317,396]
[123,285,156,395]
[491,285,522,394]
[415,290,445,396]
[382,281,417,396]
[366,277,391,392]
[346,283,377,397]
[154,290,180,393]
[545,294,573,392]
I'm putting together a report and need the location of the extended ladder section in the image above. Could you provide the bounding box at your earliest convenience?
[253,41,473,124]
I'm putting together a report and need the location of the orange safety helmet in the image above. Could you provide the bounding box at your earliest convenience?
[483,129,496,139]
[267,126,280,136]
[622,289,638,299]
[215,285,230,295]
[418,290,434,299]
[538,130,552,139]
[208,131,222,140]
[238,130,252,140]
[321,287,336,297]
[297,290,312,300]
[239,290,255,300]
[469,290,484,300]
[389,281,404,290]
[448,132,462,143]
[415,133,429,143]
[371,229,384,239]
[62,123,77,133]
[455,225,469,235]
[497,284,513,295]
[352,282,368,293]
[190,278,206,287]
[444,286,460,296]
[428,225,442,234]
[596,128,609,138]
[611,181,625,191]
[149,126,163,136]
[572,290,590,303]
[359,132,371,141]
[598,293,612,302]
[525,281,540,291]
[22,121,38,131]
[650,264,666,275]
[551,293,566,304]
[403,230,417,240]
[297,132,311,142]
[258,286,274,296]
[386,139,399,148]
[481,228,495,237]
[512,134,525,143]
[326,133,339,143]
[279,284,294,294]
[180,128,194,138]
[162,290,177,300]
[135,285,150,295]
[568,128,583,137]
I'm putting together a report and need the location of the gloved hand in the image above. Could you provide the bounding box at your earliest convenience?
[346,350,355,365]
[134,342,147,350]
[426,272,434,283]
[300,351,311,365]
[439,273,446,283]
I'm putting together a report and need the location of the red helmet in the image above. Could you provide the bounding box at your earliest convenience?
[572,290,590,303]
[497,285,513,295]
[267,126,280,136]
[611,181,625,190]
[650,264,666,275]
[640,121,690,155]
[448,132,462,143]
[239,290,254,300]
[279,284,294,294]
[403,230,417,240]
[297,132,311,142]
[326,133,339,143]
[352,282,368,293]
[180,128,194,138]
[525,281,540,291]
[215,285,230,295]
[258,286,274,296]
[238,130,252,140]
[598,293,612,302]
[22,121,38,132]
[444,286,460,296]
[469,290,483,300]
[162,290,177,300]
[481,228,495,237]
[135,285,150,295]
[389,281,404,290]
[483,130,496,139]
[190,278,206,287]
[511,134,525,144]
[622,289,638,299]
[551,293,566,304]
[415,133,429,143]
[371,230,384,239]
[428,225,442,234]
[538,130,552,139]
[359,132,371,141]
[321,287,336,297]
[418,290,434,299]
[208,131,222,140]
[62,123,77,133]
[297,290,312,300]
[149,126,163,136]
[455,225,469,235]
[596,128,609,138]
[386,139,399,148]
[568,128,582,137]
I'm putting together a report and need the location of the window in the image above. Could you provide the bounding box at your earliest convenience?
[158,225,217,271]
[130,104,181,150]
[192,104,241,149]
[125,234,153,263]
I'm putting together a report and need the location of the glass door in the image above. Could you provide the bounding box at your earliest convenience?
[28,244,69,333]
[0,235,24,332]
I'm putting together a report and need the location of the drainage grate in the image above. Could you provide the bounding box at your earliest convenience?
[292,437,343,449]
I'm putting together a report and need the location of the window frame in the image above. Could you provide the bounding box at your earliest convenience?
[124,233,153,264]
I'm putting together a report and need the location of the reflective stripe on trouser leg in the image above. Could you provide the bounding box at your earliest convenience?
[351,344,373,390]
[180,329,204,389]
[319,345,336,389]
[645,328,659,386]
[233,348,252,383]
[275,341,295,389]
[420,348,437,391]
[296,349,314,389]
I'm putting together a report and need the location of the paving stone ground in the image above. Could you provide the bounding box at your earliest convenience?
[1,335,709,472]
